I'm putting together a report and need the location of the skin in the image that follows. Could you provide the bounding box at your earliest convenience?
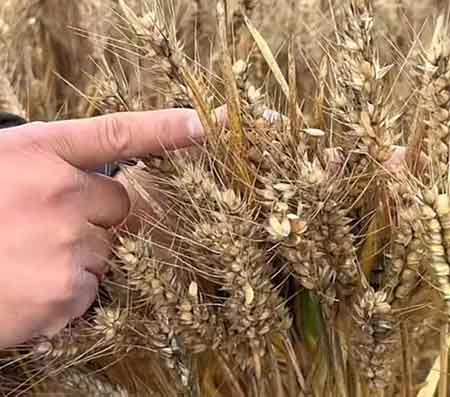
[0,109,205,348]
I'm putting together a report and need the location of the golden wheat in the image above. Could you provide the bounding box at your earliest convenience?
[2,0,450,396]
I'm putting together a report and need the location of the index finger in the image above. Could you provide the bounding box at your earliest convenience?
[35,109,206,170]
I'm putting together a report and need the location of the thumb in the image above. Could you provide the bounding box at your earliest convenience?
[31,109,207,170]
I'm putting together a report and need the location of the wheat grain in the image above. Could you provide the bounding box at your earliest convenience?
[350,288,398,389]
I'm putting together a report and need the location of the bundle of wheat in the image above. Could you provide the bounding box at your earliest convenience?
[1,0,450,396]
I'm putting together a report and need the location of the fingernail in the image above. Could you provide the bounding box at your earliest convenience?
[263,109,277,122]
[214,105,228,128]
[188,111,205,139]
[189,106,229,139]
[263,109,286,124]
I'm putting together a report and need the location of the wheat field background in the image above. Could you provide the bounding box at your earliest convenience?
[1,0,450,396]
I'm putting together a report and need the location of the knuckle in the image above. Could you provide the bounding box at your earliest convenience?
[49,132,77,161]
[56,223,81,248]
[114,180,132,217]
[94,259,110,279]
[51,235,84,301]
[44,168,88,205]
[72,273,98,318]
[88,234,113,276]
[54,265,79,302]
[99,115,132,157]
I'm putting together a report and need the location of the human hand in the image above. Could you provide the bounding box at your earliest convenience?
[0,109,204,348]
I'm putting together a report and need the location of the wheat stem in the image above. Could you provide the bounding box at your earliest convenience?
[400,322,413,397]
[440,323,449,397]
